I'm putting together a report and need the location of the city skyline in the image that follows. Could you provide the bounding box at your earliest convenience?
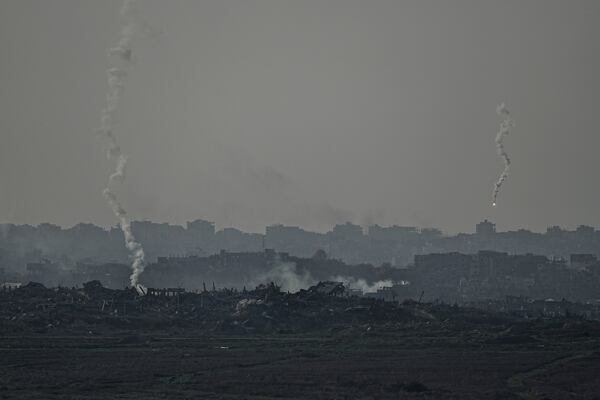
[1,0,599,234]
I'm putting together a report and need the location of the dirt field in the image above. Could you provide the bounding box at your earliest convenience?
[1,334,599,400]
[2,283,600,398]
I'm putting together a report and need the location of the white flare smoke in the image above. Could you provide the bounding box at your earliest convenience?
[97,0,146,288]
[491,103,515,206]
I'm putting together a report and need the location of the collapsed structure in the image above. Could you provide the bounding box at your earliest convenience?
[3,248,600,309]
[2,280,600,338]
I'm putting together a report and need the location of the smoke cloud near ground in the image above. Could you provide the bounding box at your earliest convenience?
[252,261,393,294]
[331,276,393,294]
[253,262,317,293]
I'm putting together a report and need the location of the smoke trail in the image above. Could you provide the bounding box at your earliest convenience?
[491,103,515,206]
[97,0,146,288]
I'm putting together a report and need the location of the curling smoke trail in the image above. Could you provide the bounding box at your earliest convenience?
[97,0,145,288]
[491,103,515,206]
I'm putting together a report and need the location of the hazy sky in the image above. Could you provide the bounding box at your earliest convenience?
[1,0,599,234]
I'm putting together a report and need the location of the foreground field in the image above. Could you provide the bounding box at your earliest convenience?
[1,334,599,400]
[2,283,600,398]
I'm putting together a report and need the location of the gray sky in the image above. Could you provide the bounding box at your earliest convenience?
[1,0,599,234]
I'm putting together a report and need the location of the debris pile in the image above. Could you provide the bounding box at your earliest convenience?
[2,281,600,342]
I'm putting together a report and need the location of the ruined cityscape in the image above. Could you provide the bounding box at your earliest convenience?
[3,0,600,398]
[3,219,600,308]
[2,219,600,398]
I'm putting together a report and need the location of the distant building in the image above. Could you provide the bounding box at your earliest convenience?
[331,223,364,241]
[420,228,443,238]
[368,225,418,242]
[214,228,264,252]
[546,225,565,236]
[415,252,474,271]
[476,219,496,235]
[265,224,323,255]
[570,254,598,270]
[186,219,215,239]
[576,225,595,238]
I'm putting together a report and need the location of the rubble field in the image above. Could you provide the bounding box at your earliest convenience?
[1,281,600,399]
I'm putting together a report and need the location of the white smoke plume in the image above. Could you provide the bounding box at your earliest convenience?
[331,276,393,294]
[97,0,147,288]
[254,262,317,293]
[491,103,515,206]
[253,262,394,295]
